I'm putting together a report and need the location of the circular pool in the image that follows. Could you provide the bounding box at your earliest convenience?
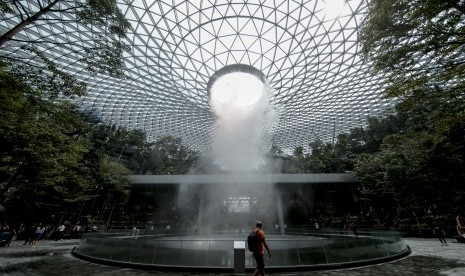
[72,229,410,272]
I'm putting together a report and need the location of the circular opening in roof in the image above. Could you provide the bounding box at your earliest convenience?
[208,64,267,116]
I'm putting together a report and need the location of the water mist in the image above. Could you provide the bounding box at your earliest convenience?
[177,65,282,234]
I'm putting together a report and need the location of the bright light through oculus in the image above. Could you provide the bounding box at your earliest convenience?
[210,72,264,108]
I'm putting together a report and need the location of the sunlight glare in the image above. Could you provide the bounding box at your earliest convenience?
[210,72,264,108]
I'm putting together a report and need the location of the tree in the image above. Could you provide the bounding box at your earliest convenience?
[0,61,137,223]
[268,144,283,156]
[89,155,131,223]
[144,135,197,175]
[281,146,307,173]
[359,1,465,226]
[354,113,465,226]
[307,141,346,173]
[0,62,96,218]
[88,124,148,174]
[0,0,132,84]
[360,0,465,102]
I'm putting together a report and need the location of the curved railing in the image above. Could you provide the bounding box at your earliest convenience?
[72,229,410,272]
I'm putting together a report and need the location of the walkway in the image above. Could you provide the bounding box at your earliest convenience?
[0,238,464,275]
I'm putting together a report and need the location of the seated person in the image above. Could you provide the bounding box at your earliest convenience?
[457,224,465,238]
[456,214,465,238]
[0,231,12,247]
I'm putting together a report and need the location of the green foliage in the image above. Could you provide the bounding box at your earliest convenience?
[268,144,283,156]
[143,135,198,175]
[1,0,132,82]
[97,155,131,200]
[353,0,465,227]
[89,124,148,173]
[0,63,92,214]
[73,0,132,77]
[0,62,136,223]
[282,139,358,174]
[10,46,87,98]
[0,0,12,15]
[0,60,201,224]
[281,97,465,227]
[77,0,132,38]
[360,0,465,101]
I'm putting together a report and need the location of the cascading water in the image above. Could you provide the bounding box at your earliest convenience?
[176,64,282,233]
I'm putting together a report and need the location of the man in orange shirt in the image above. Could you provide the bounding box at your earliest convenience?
[252,221,271,276]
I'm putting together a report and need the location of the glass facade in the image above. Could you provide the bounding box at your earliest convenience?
[0,0,393,151]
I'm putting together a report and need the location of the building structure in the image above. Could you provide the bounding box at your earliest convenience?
[0,0,392,152]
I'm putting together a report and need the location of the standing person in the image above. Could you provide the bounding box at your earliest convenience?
[432,224,447,246]
[348,222,358,236]
[31,223,43,247]
[74,223,81,238]
[55,224,66,240]
[251,221,271,276]
[23,224,35,245]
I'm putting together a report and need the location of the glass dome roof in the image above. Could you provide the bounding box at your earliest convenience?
[0,0,392,152]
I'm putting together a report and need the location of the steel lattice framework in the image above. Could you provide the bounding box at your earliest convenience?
[0,0,392,152]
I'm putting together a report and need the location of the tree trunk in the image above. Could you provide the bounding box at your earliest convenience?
[105,199,117,232]
[0,0,61,46]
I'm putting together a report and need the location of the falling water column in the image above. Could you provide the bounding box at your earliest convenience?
[276,189,285,234]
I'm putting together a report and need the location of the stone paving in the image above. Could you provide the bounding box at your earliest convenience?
[0,238,464,275]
